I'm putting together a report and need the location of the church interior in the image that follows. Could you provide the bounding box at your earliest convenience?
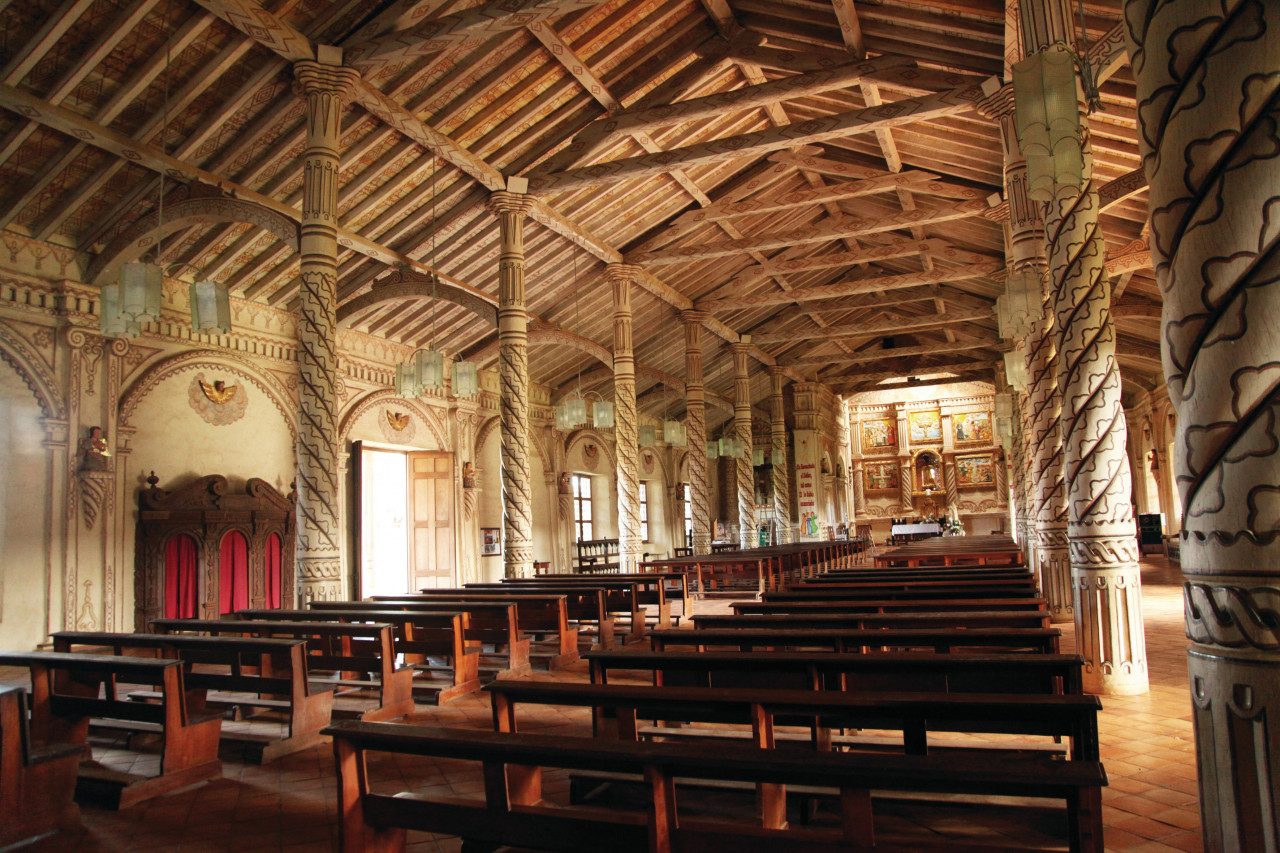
[0,0,1273,850]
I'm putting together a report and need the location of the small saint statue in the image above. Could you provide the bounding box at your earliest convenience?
[461,461,476,489]
[80,425,110,471]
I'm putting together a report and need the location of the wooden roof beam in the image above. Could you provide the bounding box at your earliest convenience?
[750,305,992,345]
[698,263,999,312]
[784,337,1001,368]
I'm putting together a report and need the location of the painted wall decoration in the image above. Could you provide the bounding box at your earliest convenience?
[378,408,416,444]
[861,418,897,449]
[188,373,248,425]
[956,453,995,486]
[864,460,900,492]
[953,411,992,443]
[908,410,942,442]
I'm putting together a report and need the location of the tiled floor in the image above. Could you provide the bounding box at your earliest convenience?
[4,555,1202,852]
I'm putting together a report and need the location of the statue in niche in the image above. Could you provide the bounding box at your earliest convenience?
[80,425,110,471]
[462,461,476,489]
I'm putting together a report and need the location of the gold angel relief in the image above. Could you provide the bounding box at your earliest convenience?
[385,410,410,431]
[199,378,239,405]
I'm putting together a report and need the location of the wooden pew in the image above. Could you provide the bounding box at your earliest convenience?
[0,651,222,809]
[585,649,1085,695]
[53,630,333,763]
[463,582,625,647]
[786,577,1040,593]
[693,610,1053,630]
[763,585,1041,602]
[485,680,1102,760]
[803,568,1034,583]
[648,626,1062,654]
[523,572,691,624]
[0,685,82,849]
[152,619,413,721]
[373,593,579,668]
[731,596,1049,615]
[310,600,531,678]
[326,721,1106,853]
[232,609,481,704]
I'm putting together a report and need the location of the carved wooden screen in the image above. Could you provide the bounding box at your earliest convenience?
[136,475,296,629]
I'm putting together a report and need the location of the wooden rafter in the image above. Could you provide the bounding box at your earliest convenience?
[750,306,992,345]
[697,263,999,311]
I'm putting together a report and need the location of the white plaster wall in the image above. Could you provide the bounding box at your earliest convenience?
[0,363,51,649]
[476,425,504,582]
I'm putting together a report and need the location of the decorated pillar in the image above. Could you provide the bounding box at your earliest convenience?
[1128,4,1280,844]
[293,57,359,602]
[768,366,791,543]
[608,264,642,572]
[1026,306,1071,622]
[487,189,535,578]
[1019,1,1146,694]
[681,310,711,554]
[730,341,755,549]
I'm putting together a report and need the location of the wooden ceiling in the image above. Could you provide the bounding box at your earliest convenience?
[0,0,1158,428]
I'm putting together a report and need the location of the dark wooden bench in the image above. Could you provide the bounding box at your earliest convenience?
[151,619,414,721]
[374,592,579,668]
[326,721,1105,852]
[764,585,1042,602]
[0,684,83,849]
[788,577,1040,593]
[804,568,1035,583]
[485,680,1102,760]
[53,630,333,763]
[311,600,531,678]
[574,537,620,573]
[585,649,1085,695]
[0,650,222,809]
[504,573,688,627]
[464,582,625,647]
[693,610,1053,631]
[731,597,1049,615]
[648,627,1062,655]
[232,609,481,704]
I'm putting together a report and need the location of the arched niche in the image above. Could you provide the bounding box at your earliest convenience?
[135,475,295,628]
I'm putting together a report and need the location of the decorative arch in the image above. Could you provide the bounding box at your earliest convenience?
[338,269,497,329]
[0,323,66,420]
[118,350,298,442]
[88,194,299,284]
[565,428,617,473]
[338,388,449,449]
[474,415,501,461]
[470,325,613,368]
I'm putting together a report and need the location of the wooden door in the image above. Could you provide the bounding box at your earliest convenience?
[408,451,455,590]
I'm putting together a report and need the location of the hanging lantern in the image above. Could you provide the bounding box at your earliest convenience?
[994,393,1014,450]
[190,279,232,333]
[395,362,419,398]
[592,400,614,429]
[566,397,588,428]
[415,349,445,391]
[99,283,136,337]
[555,400,573,430]
[1013,44,1090,201]
[706,440,719,460]
[719,437,740,459]
[119,261,164,322]
[752,448,765,467]
[996,267,1042,340]
[451,360,478,398]
[639,425,656,447]
[663,420,686,446]
[1003,348,1029,393]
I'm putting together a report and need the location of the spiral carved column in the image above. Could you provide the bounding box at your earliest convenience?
[768,366,791,543]
[293,59,358,603]
[488,191,534,578]
[608,264,642,572]
[1127,2,1280,843]
[730,342,755,549]
[898,456,914,514]
[1026,307,1072,622]
[682,311,711,554]
[943,454,959,514]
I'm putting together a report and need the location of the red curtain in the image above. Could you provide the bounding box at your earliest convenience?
[164,535,198,619]
[219,531,250,615]
[265,533,283,609]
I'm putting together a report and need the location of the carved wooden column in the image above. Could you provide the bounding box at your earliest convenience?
[768,366,791,543]
[487,190,535,578]
[1019,2,1147,694]
[1026,303,1071,623]
[682,310,711,554]
[730,341,755,549]
[608,264,642,572]
[1128,3,1280,844]
[293,57,359,603]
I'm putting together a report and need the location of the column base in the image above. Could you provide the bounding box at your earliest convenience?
[1037,524,1072,623]
[1073,564,1148,695]
[297,556,344,603]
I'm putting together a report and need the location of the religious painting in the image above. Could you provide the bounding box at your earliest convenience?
[953,411,992,444]
[862,418,897,449]
[908,410,942,443]
[864,461,899,492]
[481,528,501,556]
[955,454,996,487]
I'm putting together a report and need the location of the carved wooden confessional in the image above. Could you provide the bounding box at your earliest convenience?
[134,474,296,629]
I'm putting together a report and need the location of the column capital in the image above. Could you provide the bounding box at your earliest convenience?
[487,190,533,218]
[729,337,753,358]
[605,263,643,283]
[767,364,789,380]
[293,60,360,101]
[681,309,709,327]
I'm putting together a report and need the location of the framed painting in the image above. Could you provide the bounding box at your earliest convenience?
[481,527,501,556]
[908,410,942,443]
[953,411,992,444]
[955,453,996,487]
[861,418,897,449]
[864,461,900,492]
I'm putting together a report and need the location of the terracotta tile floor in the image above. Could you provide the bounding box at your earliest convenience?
[3,555,1202,852]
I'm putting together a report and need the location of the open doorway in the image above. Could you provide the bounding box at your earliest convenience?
[354,442,455,596]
